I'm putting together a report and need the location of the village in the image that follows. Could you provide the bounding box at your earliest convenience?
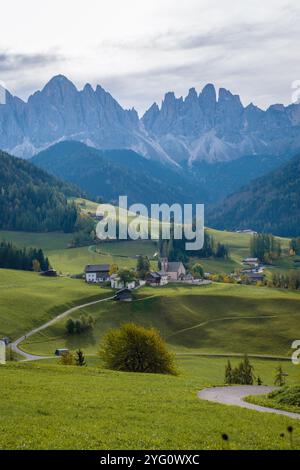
[84,256,211,301]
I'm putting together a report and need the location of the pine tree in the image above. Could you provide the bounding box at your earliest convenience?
[75,349,86,366]
[225,360,233,384]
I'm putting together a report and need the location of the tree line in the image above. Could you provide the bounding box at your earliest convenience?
[270,271,300,290]
[250,233,281,263]
[159,228,229,264]
[0,240,50,271]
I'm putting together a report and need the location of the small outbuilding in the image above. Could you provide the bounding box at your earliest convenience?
[114,288,134,302]
[55,348,69,357]
[40,269,57,277]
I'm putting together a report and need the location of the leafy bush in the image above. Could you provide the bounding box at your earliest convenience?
[99,323,177,375]
[191,263,204,279]
[268,387,300,407]
[59,351,74,365]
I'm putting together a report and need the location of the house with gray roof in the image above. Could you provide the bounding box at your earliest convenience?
[85,264,110,283]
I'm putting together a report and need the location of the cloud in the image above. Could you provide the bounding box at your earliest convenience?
[0,51,64,72]
[1,0,300,115]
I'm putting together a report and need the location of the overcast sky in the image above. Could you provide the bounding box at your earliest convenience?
[1,0,300,115]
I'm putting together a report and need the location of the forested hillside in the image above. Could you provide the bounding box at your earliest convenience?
[31,141,207,205]
[207,154,300,237]
[0,149,81,232]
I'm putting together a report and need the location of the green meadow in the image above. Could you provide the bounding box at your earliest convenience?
[22,283,300,357]
[1,220,300,451]
[0,269,112,340]
[1,357,300,450]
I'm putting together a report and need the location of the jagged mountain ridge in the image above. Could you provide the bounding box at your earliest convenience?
[142,85,300,164]
[1,75,300,164]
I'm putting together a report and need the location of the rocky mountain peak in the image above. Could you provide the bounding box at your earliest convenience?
[1,77,300,166]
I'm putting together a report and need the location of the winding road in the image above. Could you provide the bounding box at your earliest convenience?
[198,386,300,420]
[11,294,115,360]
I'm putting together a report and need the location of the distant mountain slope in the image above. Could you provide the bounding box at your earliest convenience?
[31,141,206,205]
[0,149,81,232]
[207,154,300,237]
[2,75,300,166]
[189,153,290,203]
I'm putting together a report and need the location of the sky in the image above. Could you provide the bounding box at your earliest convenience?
[1,0,300,115]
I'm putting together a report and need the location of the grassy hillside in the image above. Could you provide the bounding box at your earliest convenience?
[0,222,295,275]
[0,269,111,340]
[0,230,153,274]
[1,358,300,450]
[22,283,300,357]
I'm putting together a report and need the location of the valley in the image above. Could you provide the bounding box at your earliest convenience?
[1,76,300,452]
[1,210,300,450]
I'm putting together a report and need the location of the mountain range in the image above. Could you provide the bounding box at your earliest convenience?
[1,75,300,165]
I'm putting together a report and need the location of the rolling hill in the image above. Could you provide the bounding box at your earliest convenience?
[21,283,300,358]
[0,149,81,232]
[207,153,300,237]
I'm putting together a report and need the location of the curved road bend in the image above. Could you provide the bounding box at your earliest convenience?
[11,295,115,361]
[198,386,300,420]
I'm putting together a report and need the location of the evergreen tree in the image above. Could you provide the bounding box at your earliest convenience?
[225,360,233,384]
[136,255,150,279]
[75,349,86,366]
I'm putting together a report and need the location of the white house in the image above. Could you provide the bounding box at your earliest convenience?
[110,274,135,290]
[242,258,259,267]
[85,264,110,283]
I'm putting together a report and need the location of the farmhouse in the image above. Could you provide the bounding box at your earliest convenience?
[85,264,110,283]
[243,272,265,284]
[160,257,186,281]
[146,271,168,287]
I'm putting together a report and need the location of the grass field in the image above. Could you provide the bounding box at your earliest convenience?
[22,283,300,357]
[0,269,112,340]
[0,214,296,275]
[246,388,300,415]
[1,356,300,450]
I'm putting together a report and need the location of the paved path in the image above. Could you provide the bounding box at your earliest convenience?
[11,295,114,361]
[198,386,300,420]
